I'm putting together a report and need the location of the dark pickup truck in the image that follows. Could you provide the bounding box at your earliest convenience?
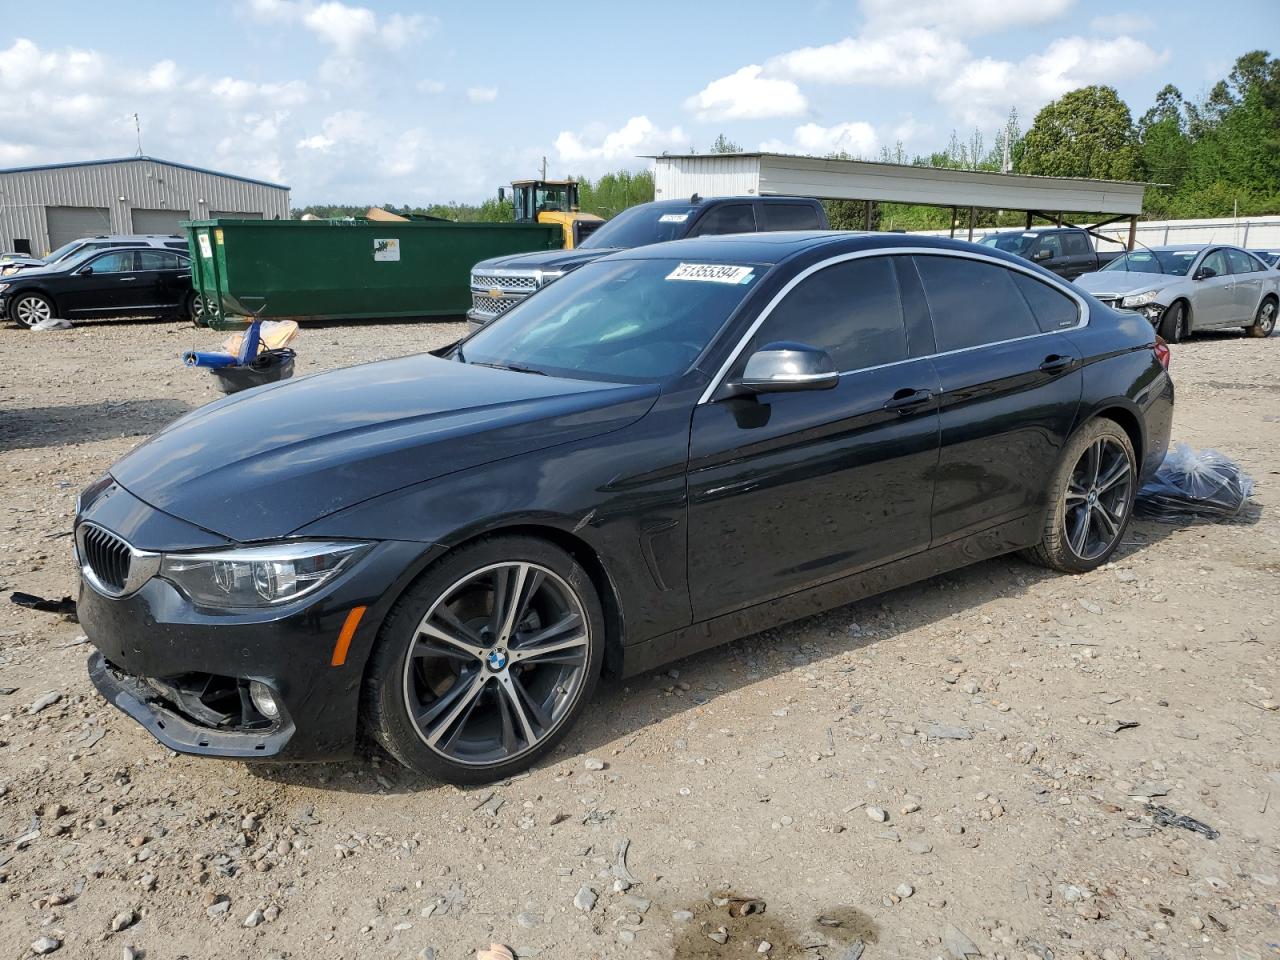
[978,227,1123,280]
[466,194,829,329]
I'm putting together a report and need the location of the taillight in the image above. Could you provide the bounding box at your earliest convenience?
[1153,336,1171,370]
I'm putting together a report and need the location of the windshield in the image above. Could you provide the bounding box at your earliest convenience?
[459,258,763,383]
[1101,250,1198,276]
[579,205,697,249]
[979,233,1036,254]
[44,239,87,263]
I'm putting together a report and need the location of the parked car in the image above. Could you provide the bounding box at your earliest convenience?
[77,232,1173,782]
[0,246,199,327]
[1248,249,1280,268]
[466,195,829,330]
[1,234,188,277]
[1075,244,1278,341]
[978,227,1124,279]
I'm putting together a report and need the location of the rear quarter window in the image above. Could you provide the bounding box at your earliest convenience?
[760,203,822,231]
[1011,273,1080,331]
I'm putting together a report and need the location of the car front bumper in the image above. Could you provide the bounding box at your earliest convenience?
[76,483,433,762]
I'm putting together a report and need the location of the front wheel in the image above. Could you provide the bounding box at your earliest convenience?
[1158,300,1187,343]
[187,291,208,327]
[12,292,54,329]
[1246,297,1276,338]
[363,536,605,783]
[1022,419,1137,574]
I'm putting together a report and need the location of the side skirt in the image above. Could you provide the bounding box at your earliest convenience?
[620,516,1040,677]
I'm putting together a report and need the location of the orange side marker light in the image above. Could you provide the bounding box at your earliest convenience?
[330,606,367,667]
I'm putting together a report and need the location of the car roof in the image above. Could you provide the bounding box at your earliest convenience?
[640,196,819,210]
[604,231,1031,267]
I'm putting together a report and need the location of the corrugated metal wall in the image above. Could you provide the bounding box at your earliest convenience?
[653,156,761,200]
[911,216,1280,248]
[0,158,290,254]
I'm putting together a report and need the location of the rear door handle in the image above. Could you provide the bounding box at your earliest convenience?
[1039,354,1074,374]
[883,388,934,412]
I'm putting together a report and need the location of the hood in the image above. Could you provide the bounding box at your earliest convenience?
[1074,271,1183,296]
[472,247,620,273]
[110,354,658,542]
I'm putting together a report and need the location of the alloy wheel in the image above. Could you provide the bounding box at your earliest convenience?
[15,295,51,327]
[191,293,207,323]
[402,561,591,766]
[1063,437,1133,561]
[1260,301,1276,335]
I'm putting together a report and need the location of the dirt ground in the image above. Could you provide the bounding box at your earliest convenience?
[0,316,1276,960]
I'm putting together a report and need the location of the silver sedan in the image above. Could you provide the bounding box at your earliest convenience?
[1075,244,1278,342]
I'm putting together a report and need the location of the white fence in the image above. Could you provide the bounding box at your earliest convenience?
[912,215,1280,249]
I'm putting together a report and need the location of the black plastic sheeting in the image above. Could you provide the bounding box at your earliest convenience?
[1135,444,1255,522]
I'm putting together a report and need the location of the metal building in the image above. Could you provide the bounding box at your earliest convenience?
[0,156,290,256]
[650,152,1149,247]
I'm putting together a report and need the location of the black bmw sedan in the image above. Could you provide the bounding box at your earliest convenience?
[77,232,1174,783]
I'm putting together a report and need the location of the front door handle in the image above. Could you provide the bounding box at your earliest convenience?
[1039,354,1074,374]
[883,388,934,412]
[118,277,137,282]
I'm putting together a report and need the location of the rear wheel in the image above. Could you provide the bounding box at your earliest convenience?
[1246,297,1276,338]
[1158,300,1187,343]
[187,291,208,327]
[1023,418,1137,574]
[363,536,604,783]
[12,292,54,329]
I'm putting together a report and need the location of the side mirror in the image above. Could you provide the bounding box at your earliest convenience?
[77,265,94,276]
[724,342,838,397]
[1033,248,1053,261]
[1195,266,1216,280]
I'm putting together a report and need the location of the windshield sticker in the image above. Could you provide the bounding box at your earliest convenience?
[1021,232,1037,237]
[666,263,754,284]
[658,213,689,223]
[1174,250,1197,256]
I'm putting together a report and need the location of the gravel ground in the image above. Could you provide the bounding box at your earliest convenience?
[0,316,1277,960]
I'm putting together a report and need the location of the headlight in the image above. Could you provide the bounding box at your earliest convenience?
[1121,289,1160,307]
[159,540,370,608]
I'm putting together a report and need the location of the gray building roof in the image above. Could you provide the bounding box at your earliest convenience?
[0,155,289,191]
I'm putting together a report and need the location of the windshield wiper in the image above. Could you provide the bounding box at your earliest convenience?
[471,360,548,376]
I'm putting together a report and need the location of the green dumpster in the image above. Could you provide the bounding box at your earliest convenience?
[185,218,563,329]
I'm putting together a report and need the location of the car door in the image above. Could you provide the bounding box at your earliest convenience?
[911,253,1084,545]
[1225,248,1265,322]
[758,201,824,232]
[688,203,757,237]
[1191,248,1234,328]
[136,249,190,310]
[1031,233,1067,275]
[59,249,141,315]
[1059,231,1094,279]
[686,254,941,620]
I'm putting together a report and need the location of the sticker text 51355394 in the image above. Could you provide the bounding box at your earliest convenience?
[666,263,754,284]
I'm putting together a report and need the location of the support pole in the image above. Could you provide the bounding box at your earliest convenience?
[949,207,956,240]
[1127,215,1137,251]
[1025,210,1033,229]
[967,207,975,242]
[864,200,873,232]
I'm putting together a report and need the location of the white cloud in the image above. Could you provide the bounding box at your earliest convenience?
[242,0,431,55]
[859,0,1073,36]
[1088,12,1154,34]
[296,134,334,150]
[417,78,445,94]
[766,28,966,86]
[938,35,1168,127]
[555,116,690,171]
[466,86,498,104]
[684,65,808,121]
[761,121,879,158]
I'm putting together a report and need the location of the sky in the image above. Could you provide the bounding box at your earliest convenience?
[0,0,1269,205]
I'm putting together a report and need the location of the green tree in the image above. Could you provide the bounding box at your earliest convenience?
[1020,85,1139,180]
[708,133,743,154]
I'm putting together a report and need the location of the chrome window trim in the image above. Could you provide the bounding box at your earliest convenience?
[697,246,1090,405]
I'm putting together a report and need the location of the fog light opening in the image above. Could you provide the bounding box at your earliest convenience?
[248,681,280,720]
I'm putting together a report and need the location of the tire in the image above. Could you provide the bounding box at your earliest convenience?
[187,291,208,327]
[1246,297,1276,338]
[362,535,605,784]
[1158,300,1187,343]
[1022,418,1137,574]
[11,292,54,329]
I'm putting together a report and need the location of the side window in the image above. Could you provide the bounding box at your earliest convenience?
[1012,272,1081,332]
[88,250,136,274]
[1225,248,1259,274]
[1201,250,1228,278]
[738,257,908,373]
[1036,234,1064,259]
[914,256,1041,351]
[137,250,181,271]
[691,203,756,236]
[1061,232,1090,256]
[760,203,822,231]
